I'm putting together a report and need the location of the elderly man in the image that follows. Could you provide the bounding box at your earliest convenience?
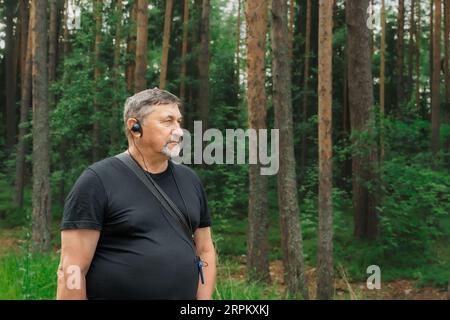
[57,88,216,300]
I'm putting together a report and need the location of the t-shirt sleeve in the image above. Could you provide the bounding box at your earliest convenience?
[197,178,212,228]
[61,168,107,231]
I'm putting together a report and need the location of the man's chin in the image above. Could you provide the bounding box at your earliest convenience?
[161,145,181,159]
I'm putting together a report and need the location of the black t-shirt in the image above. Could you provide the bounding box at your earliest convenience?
[61,156,211,300]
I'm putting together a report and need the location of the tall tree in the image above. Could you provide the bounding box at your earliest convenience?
[179,0,190,111]
[4,0,18,150]
[346,0,379,239]
[134,0,148,92]
[126,1,137,92]
[380,0,386,161]
[31,0,52,252]
[272,0,309,299]
[317,0,334,300]
[288,0,294,60]
[235,0,241,93]
[48,0,58,108]
[396,0,405,109]
[300,0,312,173]
[431,0,441,158]
[159,0,174,89]
[93,0,103,162]
[14,0,31,208]
[444,0,450,155]
[198,0,210,130]
[111,0,123,149]
[415,0,421,112]
[407,0,415,97]
[245,0,270,284]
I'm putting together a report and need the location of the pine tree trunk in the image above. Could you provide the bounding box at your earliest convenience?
[111,0,123,149]
[431,0,441,159]
[272,0,309,299]
[380,0,386,161]
[48,0,58,108]
[159,0,174,90]
[346,0,379,240]
[126,1,137,92]
[31,0,52,252]
[396,0,405,110]
[444,0,450,156]
[93,0,102,162]
[235,0,241,97]
[245,0,270,285]
[4,0,18,151]
[134,0,148,92]
[198,0,210,130]
[415,1,421,113]
[179,0,190,112]
[288,0,294,60]
[407,0,415,98]
[14,0,31,208]
[317,0,334,300]
[300,0,312,175]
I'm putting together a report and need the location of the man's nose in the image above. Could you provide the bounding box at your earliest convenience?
[172,126,184,138]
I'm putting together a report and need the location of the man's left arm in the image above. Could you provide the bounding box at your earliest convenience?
[194,227,216,300]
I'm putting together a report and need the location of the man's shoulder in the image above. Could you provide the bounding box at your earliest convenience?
[171,161,203,185]
[87,155,123,177]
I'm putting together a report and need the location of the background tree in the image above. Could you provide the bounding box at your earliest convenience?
[272,0,309,299]
[346,0,379,239]
[31,0,52,252]
[431,0,441,159]
[134,0,148,92]
[317,0,333,300]
[160,0,174,90]
[245,0,270,284]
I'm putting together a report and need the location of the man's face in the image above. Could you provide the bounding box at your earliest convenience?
[138,103,184,158]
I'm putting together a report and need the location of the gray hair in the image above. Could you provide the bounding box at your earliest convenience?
[123,87,182,136]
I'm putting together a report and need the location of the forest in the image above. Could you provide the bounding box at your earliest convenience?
[0,0,449,300]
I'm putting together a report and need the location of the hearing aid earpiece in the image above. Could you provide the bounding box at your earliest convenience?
[130,120,143,137]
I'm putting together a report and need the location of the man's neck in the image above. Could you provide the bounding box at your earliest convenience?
[126,145,169,174]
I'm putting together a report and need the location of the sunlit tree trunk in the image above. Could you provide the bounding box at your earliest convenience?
[317,0,334,300]
[245,0,270,284]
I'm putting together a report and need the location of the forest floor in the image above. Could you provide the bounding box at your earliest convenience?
[228,256,449,300]
[0,227,448,300]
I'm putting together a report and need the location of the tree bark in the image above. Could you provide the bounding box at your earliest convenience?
[31,0,52,252]
[134,0,148,92]
[48,0,58,108]
[415,0,421,113]
[245,0,270,284]
[4,0,18,150]
[159,0,174,89]
[111,0,123,149]
[14,0,31,208]
[300,0,312,175]
[126,0,137,92]
[317,0,334,300]
[396,0,405,109]
[93,0,103,162]
[380,0,386,161]
[431,0,441,158]
[272,0,309,299]
[407,0,415,97]
[198,0,210,130]
[346,0,379,239]
[179,0,190,112]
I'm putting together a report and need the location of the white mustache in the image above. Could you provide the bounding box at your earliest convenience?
[166,135,183,145]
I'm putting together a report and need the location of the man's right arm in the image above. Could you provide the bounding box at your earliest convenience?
[56,229,100,300]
